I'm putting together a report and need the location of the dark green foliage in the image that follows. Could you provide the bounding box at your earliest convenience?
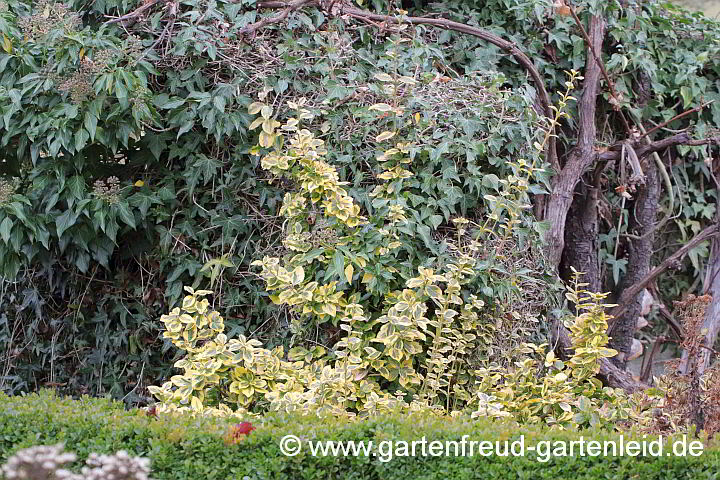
[1,390,719,479]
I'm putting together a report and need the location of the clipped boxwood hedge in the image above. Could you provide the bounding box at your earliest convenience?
[1,390,719,479]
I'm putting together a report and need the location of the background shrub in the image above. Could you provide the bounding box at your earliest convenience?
[0,0,554,401]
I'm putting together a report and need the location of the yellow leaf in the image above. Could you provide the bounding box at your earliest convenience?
[362,272,374,284]
[291,266,305,285]
[398,75,417,85]
[345,264,354,283]
[248,102,265,115]
[373,73,394,82]
[134,180,145,187]
[368,103,394,112]
[262,118,277,134]
[2,35,11,54]
[259,131,275,148]
[375,131,396,142]
[79,47,85,58]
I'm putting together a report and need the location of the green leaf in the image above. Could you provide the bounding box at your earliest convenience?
[157,97,186,109]
[333,250,344,279]
[146,134,166,160]
[114,203,136,229]
[75,251,90,273]
[177,121,194,138]
[680,85,692,108]
[84,112,98,141]
[482,174,499,190]
[0,217,12,243]
[416,223,433,249]
[115,76,128,101]
[429,215,443,229]
[74,128,90,152]
[66,175,85,200]
[56,209,79,237]
[213,96,226,112]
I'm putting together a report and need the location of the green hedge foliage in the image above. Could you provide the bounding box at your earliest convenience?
[1,390,719,480]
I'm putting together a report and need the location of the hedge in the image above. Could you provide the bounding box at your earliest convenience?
[1,390,719,480]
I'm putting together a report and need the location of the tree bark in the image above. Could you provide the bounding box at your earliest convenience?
[598,357,645,392]
[544,15,605,267]
[560,180,601,293]
[608,157,659,368]
[543,15,646,392]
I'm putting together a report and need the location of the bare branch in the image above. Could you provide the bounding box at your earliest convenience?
[103,0,162,25]
[609,223,720,321]
[638,101,714,140]
[597,132,691,162]
[640,336,668,383]
[240,0,314,37]
[687,136,720,146]
[598,357,646,392]
[568,2,631,135]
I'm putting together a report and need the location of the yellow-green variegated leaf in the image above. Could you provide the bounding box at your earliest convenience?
[322,303,337,317]
[2,35,11,54]
[375,131,396,142]
[248,102,265,115]
[373,73,394,82]
[368,103,393,112]
[425,285,442,300]
[249,117,264,130]
[290,266,305,285]
[259,131,275,148]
